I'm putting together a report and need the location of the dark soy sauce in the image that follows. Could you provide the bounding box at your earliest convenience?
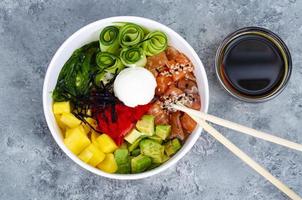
[222,34,285,96]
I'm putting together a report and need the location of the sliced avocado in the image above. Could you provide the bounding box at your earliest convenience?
[124,129,143,144]
[148,163,161,170]
[162,154,169,163]
[164,138,182,157]
[140,139,165,163]
[155,125,171,140]
[147,154,169,169]
[114,149,129,164]
[148,135,163,144]
[114,148,131,174]
[116,162,131,174]
[128,137,143,152]
[131,148,141,157]
[131,154,152,173]
[136,115,155,136]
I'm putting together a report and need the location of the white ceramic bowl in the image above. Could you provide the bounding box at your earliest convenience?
[43,16,209,180]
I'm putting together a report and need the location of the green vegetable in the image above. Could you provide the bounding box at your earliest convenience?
[162,154,169,163]
[148,163,161,170]
[118,23,145,47]
[136,115,155,136]
[131,154,152,173]
[53,42,99,101]
[95,52,124,73]
[140,139,165,163]
[115,149,129,164]
[131,148,141,157]
[117,162,131,174]
[155,125,171,140]
[164,138,182,157]
[114,148,131,174]
[120,47,147,67]
[99,26,120,54]
[124,129,143,144]
[148,136,163,144]
[128,137,145,152]
[94,71,114,86]
[142,31,168,56]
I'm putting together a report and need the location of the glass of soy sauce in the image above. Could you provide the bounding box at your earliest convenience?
[215,27,292,102]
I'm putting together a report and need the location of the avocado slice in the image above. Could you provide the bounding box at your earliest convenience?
[155,125,171,140]
[148,162,161,170]
[140,139,165,163]
[124,129,143,144]
[114,148,130,174]
[131,154,152,173]
[116,162,131,174]
[128,136,144,152]
[164,138,182,157]
[148,135,163,144]
[136,115,155,136]
[131,148,141,157]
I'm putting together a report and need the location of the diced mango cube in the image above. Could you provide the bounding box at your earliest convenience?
[79,144,106,166]
[65,125,86,138]
[96,134,118,153]
[97,153,118,173]
[64,128,91,155]
[86,117,97,128]
[81,144,106,166]
[55,114,66,131]
[78,147,93,163]
[82,117,97,133]
[53,101,71,114]
[60,113,81,128]
[91,131,101,146]
[81,124,90,135]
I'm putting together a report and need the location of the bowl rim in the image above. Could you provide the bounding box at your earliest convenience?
[43,16,209,180]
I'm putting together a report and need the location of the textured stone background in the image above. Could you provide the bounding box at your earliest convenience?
[1,0,302,199]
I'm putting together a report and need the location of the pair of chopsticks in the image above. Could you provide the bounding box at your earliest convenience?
[172,104,302,200]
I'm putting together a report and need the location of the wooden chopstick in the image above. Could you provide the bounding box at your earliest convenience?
[195,117,301,200]
[173,105,302,199]
[173,104,302,152]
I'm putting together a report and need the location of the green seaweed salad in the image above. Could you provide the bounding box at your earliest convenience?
[52,22,185,174]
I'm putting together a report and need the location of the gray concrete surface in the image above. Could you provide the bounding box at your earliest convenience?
[0,0,302,199]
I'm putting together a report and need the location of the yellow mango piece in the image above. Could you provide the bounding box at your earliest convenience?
[91,131,101,145]
[82,117,97,133]
[65,125,86,138]
[97,153,118,173]
[55,114,66,131]
[60,113,81,128]
[81,124,90,135]
[96,134,118,153]
[84,144,106,166]
[53,101,71,114]
[64,128,91,155]
[78,144,105,166]
[78,148,93,163]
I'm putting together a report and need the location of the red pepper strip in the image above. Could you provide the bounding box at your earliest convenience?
[96,103,152,146]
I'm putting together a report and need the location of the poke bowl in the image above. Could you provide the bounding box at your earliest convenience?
[43,16,209,180]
